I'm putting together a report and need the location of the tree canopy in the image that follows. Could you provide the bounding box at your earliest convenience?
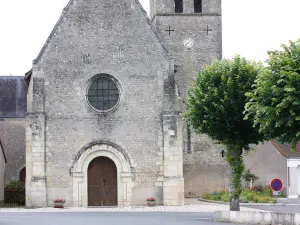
[184,55,265,211]
[185,56,265,150]
[244,40,300,151]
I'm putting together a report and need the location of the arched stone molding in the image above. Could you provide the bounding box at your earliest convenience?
[71,143,136,207]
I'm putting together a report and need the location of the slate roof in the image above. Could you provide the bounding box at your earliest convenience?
[271,140,300,158]
[0,76,27,118]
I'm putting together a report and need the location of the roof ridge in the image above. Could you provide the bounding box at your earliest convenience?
[33,0,74,65]
[133,0,169,58]
[271,140,300,158]
[33,0,170,65]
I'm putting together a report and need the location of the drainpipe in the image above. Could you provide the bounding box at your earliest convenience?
[287,159,290,198]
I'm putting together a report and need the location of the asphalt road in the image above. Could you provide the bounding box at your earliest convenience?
[0,212,239,225]
[247,205,300,214]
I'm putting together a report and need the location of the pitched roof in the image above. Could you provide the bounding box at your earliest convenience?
[271,140,300,158]
[33,1,73,64]
[24,69,32,84]
[0,138,7,163]
[0,76,27,118]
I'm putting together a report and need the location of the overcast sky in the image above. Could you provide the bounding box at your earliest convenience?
[0,0,299,75]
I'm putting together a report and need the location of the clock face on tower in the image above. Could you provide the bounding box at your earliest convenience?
[183,38,194,49]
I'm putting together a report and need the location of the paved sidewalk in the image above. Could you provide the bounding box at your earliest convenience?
[0,201,268,213]
[277,198,300,205]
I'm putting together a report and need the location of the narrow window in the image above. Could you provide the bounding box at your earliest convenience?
[194,0,202,13]
[20,167,26,183]
[187,125,191,153]
[175,0,183,13]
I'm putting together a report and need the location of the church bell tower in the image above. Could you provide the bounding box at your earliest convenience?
[151,0,222,99]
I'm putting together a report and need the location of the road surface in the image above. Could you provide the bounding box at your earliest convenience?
[0,212,240,225]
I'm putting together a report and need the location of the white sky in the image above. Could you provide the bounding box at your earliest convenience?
[0,0,299,75]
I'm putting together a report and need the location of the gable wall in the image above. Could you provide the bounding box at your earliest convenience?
[244,142,287,193]
[0,119,26,184]
[28,0,172,206]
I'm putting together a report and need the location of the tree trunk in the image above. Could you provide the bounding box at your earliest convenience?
[227,149,244,212]
[250,179,253,190]
[230,198,240,211]
[229,165,240,211]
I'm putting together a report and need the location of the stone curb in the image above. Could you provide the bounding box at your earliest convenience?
[198,198,284,206]
[214,211,300,225]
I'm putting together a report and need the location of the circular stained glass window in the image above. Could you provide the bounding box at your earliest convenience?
[87,74,120,112]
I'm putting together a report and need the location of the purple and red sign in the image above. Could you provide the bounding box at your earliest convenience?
[270,178,283,192]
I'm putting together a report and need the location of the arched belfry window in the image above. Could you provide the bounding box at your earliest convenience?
[86,74,121,113]
[175,0,183,13]
[194,0,202,12]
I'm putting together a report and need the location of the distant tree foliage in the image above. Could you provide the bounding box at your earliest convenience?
[184,56,265,211]
[245,40,300,151]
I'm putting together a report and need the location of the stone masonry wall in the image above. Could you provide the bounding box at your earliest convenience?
[0,119,26,183]
[152,0,223,198]
[183,134,229,197]
[27,0,173,206]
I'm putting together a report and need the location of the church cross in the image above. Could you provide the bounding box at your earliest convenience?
[165,26,175,35]
[203,25,212,35]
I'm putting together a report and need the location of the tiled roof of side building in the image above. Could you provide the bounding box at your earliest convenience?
[271,140,300,158]
[0,76,27,118]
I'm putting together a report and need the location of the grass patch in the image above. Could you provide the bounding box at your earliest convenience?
[202,185,284,203]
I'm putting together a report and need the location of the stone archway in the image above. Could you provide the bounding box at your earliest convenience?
[71,143,135,207]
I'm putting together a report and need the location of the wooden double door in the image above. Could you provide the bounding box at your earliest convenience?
[88,157,118,206]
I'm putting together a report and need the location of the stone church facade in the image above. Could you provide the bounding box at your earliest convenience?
[1,0,226,207]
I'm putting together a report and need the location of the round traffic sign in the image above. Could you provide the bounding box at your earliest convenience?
[270,178,283,192]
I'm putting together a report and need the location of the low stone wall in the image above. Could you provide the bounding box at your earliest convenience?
[215,211,300,225]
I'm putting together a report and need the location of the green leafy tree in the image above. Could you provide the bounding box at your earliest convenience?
[184,56,265,211]
[245,40,300,151]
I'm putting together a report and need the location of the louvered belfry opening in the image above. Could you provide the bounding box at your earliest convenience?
[175,0,183,13]
[194,0,202,12]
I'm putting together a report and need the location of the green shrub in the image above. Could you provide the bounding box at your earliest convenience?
[203,187,277,204]
[239,195,249,203]
[4,181,25,206]
[279,191,287,198]
[202,190,228,201]
[220,193,230,202]
[255,196,275,203]
[202,193,212,200]
[208,194,221,201]
[243,191,256,202]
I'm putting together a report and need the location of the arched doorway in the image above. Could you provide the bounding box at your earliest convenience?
[88,157,117,206]
[20,167,26,183]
